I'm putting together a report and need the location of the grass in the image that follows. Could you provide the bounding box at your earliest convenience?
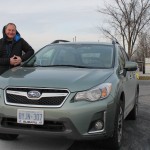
[138,76,150,80]
[136,72,150,80]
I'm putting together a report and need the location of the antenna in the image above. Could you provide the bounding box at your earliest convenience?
[51,40,70,44]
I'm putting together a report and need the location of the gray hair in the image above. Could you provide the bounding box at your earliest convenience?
[5,23,16,29]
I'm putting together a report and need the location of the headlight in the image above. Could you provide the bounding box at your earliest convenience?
[75,83,112,101]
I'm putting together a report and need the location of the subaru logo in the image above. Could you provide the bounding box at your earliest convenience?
[27,90,41,99]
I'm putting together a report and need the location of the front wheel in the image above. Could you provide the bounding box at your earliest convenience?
[0,133,19,140]
[107,101,124,150]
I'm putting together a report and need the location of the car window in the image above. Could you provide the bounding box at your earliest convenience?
[120,46,129,61]
[118,47,125,70]
[80,47,113,68]
[26,47,56,66]
[25,44,114,69]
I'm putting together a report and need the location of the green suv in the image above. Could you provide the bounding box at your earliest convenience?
[0,40,139,149]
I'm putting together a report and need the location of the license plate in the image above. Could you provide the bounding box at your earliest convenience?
[17,109,44,125]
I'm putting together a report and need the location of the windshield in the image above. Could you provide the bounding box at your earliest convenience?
[24,44,114,69]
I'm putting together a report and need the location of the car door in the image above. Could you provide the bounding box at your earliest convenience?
[118,47,136,113]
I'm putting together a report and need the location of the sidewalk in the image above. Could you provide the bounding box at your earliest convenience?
[137,72,150,80]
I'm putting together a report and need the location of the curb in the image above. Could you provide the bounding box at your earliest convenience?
[138,76,150,80]
[136,72,150,80]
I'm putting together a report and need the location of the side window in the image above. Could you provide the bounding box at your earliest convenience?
[120,47,129,62]
[118,48,125,70]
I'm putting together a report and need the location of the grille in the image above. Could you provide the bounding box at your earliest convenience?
[1,118,65,132]
[5,87,69,107]
[6,95,65,105]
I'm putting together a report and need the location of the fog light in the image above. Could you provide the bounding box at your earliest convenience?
[95,120,104,130]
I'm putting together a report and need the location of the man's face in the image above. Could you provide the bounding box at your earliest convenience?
[5,24,16,40]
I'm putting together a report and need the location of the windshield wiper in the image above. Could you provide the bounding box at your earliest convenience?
[23,64,104,69]
[38,65,89,68]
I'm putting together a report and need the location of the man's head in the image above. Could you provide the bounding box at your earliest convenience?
[5,23,17,40]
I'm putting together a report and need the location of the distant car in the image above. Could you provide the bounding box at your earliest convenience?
[0,40,139,149]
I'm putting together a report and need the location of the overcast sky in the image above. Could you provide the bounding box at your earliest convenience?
[0,0,110,50]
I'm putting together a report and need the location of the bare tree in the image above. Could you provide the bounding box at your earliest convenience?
[98,0,150,58]
[134,31,150,61]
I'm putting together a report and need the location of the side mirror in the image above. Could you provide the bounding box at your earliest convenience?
[124,61,137,71]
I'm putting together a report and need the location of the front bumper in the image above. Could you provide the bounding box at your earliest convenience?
[0,92,117,140]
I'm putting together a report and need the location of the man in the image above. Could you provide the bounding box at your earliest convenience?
[0,23,34,74]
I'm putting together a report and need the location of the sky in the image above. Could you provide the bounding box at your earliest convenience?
[0,0,110,51]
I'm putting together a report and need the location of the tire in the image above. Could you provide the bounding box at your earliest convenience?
[0,133,19,140]
[127,90,138,120]
[107,101,124,150]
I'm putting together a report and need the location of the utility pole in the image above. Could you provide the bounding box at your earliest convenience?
[74,36,76,42]
[73,36,77,42]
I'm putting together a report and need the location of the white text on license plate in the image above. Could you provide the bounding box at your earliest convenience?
[17,109,44,125]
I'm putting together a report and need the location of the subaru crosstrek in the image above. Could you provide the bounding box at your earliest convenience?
[0,40,139,149]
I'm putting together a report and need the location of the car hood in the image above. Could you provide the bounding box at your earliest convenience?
[0,67,114,92]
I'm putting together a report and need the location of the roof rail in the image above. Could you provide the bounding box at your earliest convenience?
[51,40,70,44]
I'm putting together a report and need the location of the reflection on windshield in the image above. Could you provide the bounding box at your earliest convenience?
[24,44,114,69]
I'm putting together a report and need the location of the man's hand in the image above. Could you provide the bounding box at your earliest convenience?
[10,55,22,66]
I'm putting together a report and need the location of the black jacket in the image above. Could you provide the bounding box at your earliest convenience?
[0,26,34,74]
